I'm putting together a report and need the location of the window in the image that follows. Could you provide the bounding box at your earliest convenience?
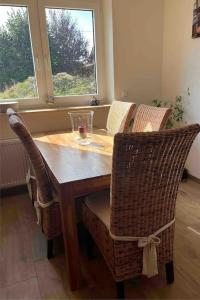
[0,0,103,108]
[0,5,38,99]
[46,8,97,96]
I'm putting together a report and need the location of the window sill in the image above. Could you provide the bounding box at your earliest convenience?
[0,104,111,115]
[0,103,110,140]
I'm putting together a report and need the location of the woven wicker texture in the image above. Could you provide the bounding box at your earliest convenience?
[82,203,174,281]
[132,104,172,132]
[41,202,62,239]
[7,111,62,240]
[82,124,200,282]
[106,100,136,135]
[6,108,23,120]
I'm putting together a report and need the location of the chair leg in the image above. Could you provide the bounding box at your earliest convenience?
[165,261,174,284]
[116,281,125,299]
[47,239,54,259]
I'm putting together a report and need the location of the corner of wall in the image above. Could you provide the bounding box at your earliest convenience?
[102,0,115,103]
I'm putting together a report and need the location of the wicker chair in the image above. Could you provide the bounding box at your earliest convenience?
[82,124,200,298]
[7,108,24,119]
[132,104,172,132]
[106,100,136,135]
[7,110,62,259]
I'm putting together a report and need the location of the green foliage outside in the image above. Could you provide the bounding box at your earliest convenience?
[0,73,96,99]
[152,96,184,128]
[0,8,34,92]
[0,8,96,99]
[47,9,90,76]
[52,73,96,96]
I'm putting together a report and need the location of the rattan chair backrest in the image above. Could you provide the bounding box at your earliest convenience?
[132,104,172,132]
[7,111,53,204]
[110,124,200,237]
[107,101,136,134]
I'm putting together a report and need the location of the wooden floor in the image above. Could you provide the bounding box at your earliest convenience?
[0,179,200,299]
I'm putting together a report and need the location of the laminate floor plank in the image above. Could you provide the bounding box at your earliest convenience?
[0,179,200,299]
[0,194,37,288]
[0,278,41,300]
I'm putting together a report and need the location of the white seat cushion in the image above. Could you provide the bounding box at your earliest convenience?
[84,189,111,228]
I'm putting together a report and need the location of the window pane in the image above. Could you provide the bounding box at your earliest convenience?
[0,6,38,100]
[45,8,97,96]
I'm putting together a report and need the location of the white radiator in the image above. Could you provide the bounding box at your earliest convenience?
[0,139,29,189]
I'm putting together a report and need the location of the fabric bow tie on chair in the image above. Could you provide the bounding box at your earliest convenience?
[138,235,161,278]
[110,218,175,278]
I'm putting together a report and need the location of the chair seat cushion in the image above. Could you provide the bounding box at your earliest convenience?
[84,189,111,229]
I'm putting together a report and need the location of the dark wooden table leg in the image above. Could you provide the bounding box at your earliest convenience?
[59,184,82,291]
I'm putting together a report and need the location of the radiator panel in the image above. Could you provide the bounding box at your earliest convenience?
[0,140,29,189]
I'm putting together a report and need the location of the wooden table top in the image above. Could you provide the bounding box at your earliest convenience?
[34,130,113,186]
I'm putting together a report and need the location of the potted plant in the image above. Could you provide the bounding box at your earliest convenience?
[152,96,188,181]
[152,96,184,129]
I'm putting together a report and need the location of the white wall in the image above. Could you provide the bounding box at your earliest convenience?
[102,0,115,103]
[111,0,164,104]
[162,0,200,178]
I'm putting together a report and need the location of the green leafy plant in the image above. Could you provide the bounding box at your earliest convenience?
[0,73,96,99]
[152,96,184,128]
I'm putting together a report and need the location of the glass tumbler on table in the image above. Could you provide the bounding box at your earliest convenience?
[68,110,94,145]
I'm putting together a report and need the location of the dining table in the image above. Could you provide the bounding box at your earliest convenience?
[34,129,113,291]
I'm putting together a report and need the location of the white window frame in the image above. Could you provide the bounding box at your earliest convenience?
[0,0,105,109]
